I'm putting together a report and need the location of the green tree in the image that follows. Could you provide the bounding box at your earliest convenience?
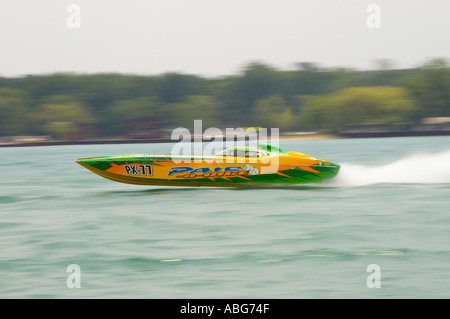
[223,63,280,123]
[107,97,163,135]
[298,87,418,133]
[250,95,294,130]
[33,96,95,139]
[0,88,30,136]
[156,73,207,103]
[403,58,450,118]
[168,95,220,129]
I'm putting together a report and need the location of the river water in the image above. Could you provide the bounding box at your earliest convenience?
[1,136,450,298]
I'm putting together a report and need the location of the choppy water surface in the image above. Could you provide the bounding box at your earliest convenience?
[1,136,450,298]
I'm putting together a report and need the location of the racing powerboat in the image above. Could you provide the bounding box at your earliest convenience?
[76,144,340,187]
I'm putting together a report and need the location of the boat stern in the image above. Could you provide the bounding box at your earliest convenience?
[318,161,341,179]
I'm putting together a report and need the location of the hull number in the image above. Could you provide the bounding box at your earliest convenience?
[124,164,153,176]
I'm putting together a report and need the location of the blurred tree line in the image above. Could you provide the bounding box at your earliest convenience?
[0,58,448,139]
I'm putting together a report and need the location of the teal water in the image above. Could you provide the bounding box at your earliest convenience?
[1,136,450,298]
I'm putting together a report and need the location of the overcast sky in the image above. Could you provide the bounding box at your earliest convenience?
[0,0,449,77]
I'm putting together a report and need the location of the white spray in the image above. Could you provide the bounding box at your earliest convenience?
[325,150,450,187]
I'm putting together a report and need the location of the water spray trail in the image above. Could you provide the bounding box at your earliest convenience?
[325,150,450,187]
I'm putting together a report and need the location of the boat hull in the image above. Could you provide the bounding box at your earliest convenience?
[76,154,340,187]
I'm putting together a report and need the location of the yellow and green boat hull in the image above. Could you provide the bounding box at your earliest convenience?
[77,150,340,187]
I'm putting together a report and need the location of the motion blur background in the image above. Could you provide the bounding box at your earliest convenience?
[1,0,450,299]
[0,0,449,143]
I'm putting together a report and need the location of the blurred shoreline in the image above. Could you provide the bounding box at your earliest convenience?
[2,131,450,148]
[0,134,337,148]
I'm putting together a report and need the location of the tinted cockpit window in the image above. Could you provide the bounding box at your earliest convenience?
[217,149,271,157]
[244,151,258,157]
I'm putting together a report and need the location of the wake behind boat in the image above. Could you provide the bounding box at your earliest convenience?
[76,144,340,187]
